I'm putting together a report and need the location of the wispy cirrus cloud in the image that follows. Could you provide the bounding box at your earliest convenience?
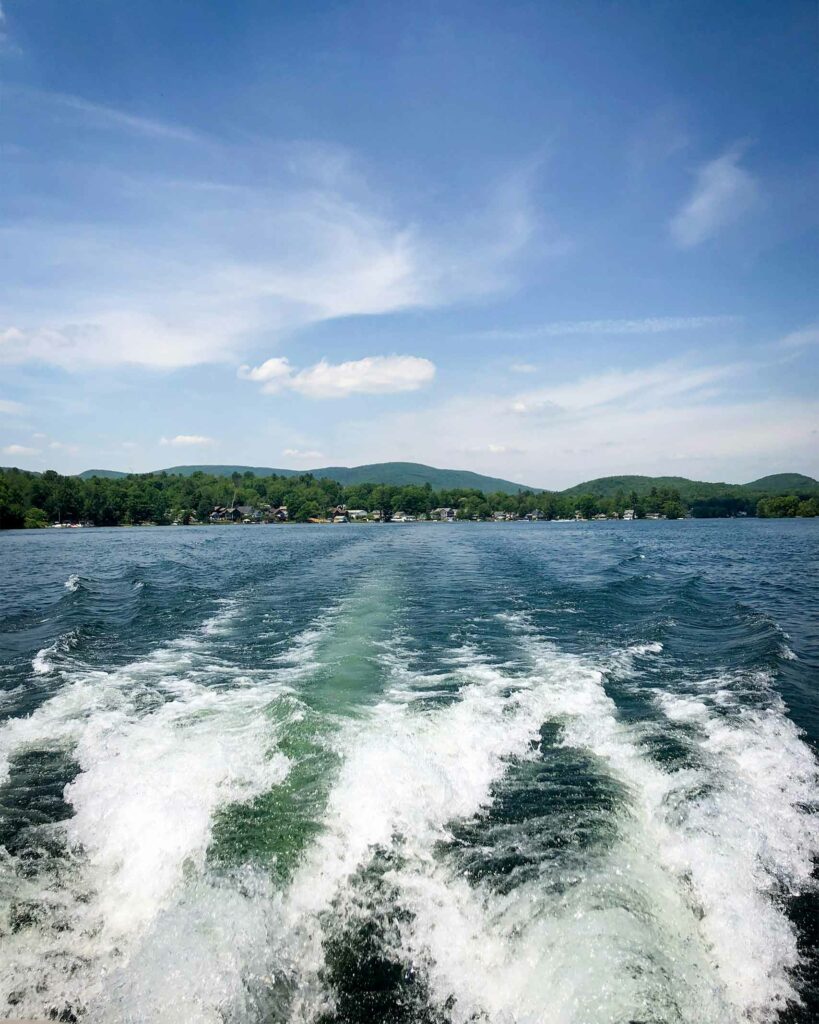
[44,91,204,143]
[239,354,436,399]
[777,324,819,350]
[670,144,759,248]
[509,360,742,415]
[0,117,536,371]
[334,354,816,488]
[474,315,739,341]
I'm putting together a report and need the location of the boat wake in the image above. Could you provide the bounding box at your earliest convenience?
[0,533,816,1024]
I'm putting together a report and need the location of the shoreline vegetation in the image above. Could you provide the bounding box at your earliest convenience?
[1,466,818,529]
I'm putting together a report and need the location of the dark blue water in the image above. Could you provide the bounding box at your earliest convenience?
[0,520,816,1023]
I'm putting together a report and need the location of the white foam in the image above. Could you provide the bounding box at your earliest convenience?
[0,599,299,1016]
[603,639,664,677]
[64,683,289,939]
[5,591,817,1023]
[273,629,703,1020]
[64,573,81,592]
[31,645,55,675]
[269,619,818,1023]
[84,869,277,1024]
[654,688,818,1016]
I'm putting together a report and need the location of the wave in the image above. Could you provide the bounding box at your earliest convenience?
[0,598,297,1019]
[2,538,817,1024]
[259,614,818,1023]
[31,627,82,676]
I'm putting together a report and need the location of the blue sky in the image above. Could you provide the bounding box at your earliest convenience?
[0,0,817,488]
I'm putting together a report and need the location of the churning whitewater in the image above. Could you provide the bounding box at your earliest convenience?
[0,521,817,1023]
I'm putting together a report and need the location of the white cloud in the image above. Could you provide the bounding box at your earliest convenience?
[0,145,534,371]
[778,324,819,349]
[42,91,202,144]
[239,357,292,386]
[0,314,235,370]
[159,435,214,447]
[48,440,79,454]
[509,361,741,415]
[477,315,738,341]
[670,145,758,248]
[324,354,816,488]
[240,354,436,399]
[510,362,538,374]
[283,448,324,461]
[0,398,26,415]
[2,444,39,456]
[464,442,524,455]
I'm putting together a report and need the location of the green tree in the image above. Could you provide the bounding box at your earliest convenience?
[24,506,49,528]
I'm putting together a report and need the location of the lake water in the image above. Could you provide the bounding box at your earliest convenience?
[0,520,817,1023]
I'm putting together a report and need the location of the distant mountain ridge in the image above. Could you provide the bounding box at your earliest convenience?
[562,473,819,499]
[76,463,819,496]
[78,462,534,495]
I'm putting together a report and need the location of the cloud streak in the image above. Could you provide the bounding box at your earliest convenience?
[508,361,743,415]
[323,354,816,488]
[474,315,739,341]
[670,145,758,248]
[0,134,535,371]
[47,92,203,143]
[777,324,819,350]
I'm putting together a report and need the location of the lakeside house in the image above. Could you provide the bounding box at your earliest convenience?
[208,503,288,524]
[432,507,457,522]
[622,509,637,520]
[209,505,237,523]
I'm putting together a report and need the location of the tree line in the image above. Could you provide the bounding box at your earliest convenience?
[0,467,816,529]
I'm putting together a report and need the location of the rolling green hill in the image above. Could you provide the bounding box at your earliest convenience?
[743,473,819,493]
[80,462,534,494]
[77,464,818,498]
[562,472,818,499]
[160,464,299,479]
[77,469,129,480]
[310,462,533,493]
[561,475,709,498]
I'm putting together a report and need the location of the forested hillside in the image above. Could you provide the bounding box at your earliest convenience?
[1,467,817,528]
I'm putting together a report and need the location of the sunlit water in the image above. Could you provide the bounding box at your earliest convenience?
[0,520,816,1023]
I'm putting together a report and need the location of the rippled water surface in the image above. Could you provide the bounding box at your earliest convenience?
[0,520,817,1023]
